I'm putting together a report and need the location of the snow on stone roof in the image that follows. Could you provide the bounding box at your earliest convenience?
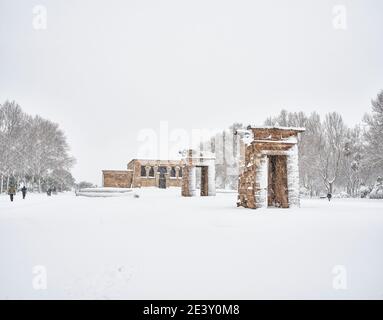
[253,138,297,144]
[128,157,183,163]
[247,125,306,132]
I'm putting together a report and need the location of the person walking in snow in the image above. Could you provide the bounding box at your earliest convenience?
[327,192,332,202]
[8,185,16,202]
[21,186,27,200]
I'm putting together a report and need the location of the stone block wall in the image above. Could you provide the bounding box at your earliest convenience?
[127,159,183,188]
[102,170,133,188]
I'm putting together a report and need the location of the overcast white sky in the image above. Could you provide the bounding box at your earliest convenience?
[1,0,382,184]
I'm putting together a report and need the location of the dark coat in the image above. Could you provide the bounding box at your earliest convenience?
[8,186,16,195]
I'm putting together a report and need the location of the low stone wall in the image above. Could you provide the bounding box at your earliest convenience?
[139,177,157,187]
[167,177,182,187]
[102,170,133,188]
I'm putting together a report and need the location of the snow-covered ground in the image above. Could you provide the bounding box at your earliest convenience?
[1,188,383,300]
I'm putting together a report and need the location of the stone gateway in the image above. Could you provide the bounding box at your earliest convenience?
[236,126,305,209]
[181,149,216,197]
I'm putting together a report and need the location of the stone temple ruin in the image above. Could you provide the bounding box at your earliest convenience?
[181,149,216,197]
[237,126,305,209]
[102,159,183,189]
[101,126,305,209]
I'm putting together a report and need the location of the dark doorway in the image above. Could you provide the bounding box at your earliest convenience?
[268,155,289,208]
[200,166,208,196]
[158,166,167,189]
[195,166,208,196]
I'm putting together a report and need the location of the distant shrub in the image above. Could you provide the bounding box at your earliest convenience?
[333,191,350,198]
[76,181,95,190]
[359,185,371,198]
[369,177,383,199]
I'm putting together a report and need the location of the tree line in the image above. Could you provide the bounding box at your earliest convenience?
[210,90,383,197]
[0,100,76,193]
[2,89,383,197]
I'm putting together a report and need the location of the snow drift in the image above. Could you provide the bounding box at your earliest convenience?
[76,187,134,198]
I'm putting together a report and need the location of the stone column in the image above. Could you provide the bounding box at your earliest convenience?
[189,166,197,196]
[155,172,160,187]
[145,166,150,177]
[182,165,196,196]
[287,144,300,207]
[207,163,216,196]
[164,173,170,188]
[175,166,180,178]
[254,154,268,208]
[181,166,189,196]
[132,161,141,188]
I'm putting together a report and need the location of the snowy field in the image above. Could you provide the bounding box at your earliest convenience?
[1,188,383,300]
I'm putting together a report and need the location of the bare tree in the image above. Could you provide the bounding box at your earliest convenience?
[0,101,26,192]
[0,100,76,193]
[364,90,383,172]
[318,112,346,194]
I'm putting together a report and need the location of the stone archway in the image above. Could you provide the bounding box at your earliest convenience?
[181,149,216,197]
[236,126,305,209]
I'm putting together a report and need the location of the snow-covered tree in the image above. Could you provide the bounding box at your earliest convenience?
[298,112,323,197]
[265,110,323,196]
[364,90,383,174]
[317,112,346,194]
[210,123,244,190]
[0,100,76,193]
[0,101,27,192]
[339,125,368,197]
[76,181,95,189]
[369,177,383,199]
[27,115,75,192]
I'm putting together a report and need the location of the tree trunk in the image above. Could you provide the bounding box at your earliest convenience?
[222,131,227,188]
[328,181,333,194]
